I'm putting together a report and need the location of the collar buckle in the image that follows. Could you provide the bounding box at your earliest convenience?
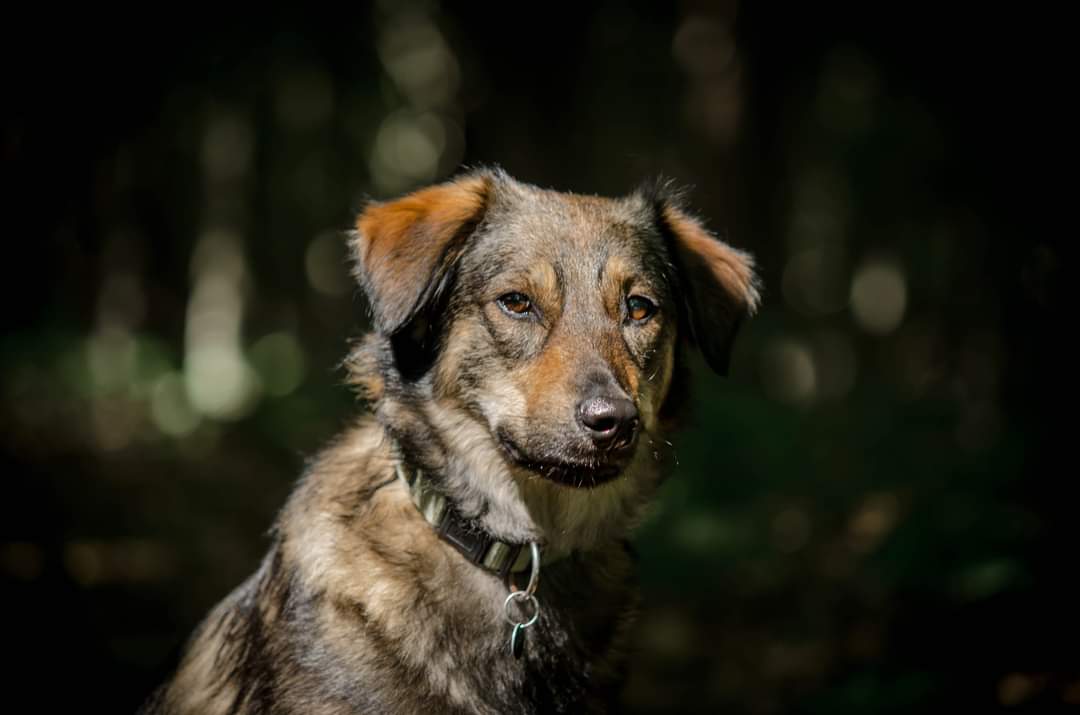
[395,458,528,577]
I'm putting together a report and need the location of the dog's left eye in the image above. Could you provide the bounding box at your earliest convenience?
[497,292,533,317]
[626,295,657,323]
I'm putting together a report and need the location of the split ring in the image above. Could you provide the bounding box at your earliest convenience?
[503,590,540,628]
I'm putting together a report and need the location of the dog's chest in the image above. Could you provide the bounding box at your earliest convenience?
[403,563,632,714]
[322,548,635,715]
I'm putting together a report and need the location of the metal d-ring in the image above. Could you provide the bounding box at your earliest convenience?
[503,542,542,628]
[524,541,540,596]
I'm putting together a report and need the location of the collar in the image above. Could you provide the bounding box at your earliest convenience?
[394,459,535,578]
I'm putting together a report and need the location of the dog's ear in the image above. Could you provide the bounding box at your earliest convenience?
[649,190,761,376]
[351,173,492,335]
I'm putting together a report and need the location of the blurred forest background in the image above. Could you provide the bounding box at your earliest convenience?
[1,2,1071,712]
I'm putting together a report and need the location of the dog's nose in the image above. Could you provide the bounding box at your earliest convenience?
[577,395,639,450]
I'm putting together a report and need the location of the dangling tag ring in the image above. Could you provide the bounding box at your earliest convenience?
[503,591,540,627]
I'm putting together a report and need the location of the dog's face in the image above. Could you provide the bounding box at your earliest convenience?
[445,188,680,488]
[352,170,759,490]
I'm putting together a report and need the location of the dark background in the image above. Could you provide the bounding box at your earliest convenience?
[1,2,1071,712]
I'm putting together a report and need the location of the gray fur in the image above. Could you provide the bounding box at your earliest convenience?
[142,170,758,714]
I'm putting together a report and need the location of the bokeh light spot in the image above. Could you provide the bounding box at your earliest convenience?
[184,230,259,420]
[760,338,817,405]
[185,342,259,420]
[377,17,459,108]
[249,332,307,397]
[201,114,254,182]
[848,492,900,553]
[370,111,447,192]
[151,372,201,437]
[850,260,907,335]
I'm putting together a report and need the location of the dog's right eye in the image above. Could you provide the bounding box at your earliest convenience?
[497,292,533,318]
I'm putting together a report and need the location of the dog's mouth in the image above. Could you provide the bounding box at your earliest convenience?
[497,431,626,489]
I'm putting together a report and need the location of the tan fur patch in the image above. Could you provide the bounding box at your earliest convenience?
[432,319,478,398]
[356,176,489,275]
[527,261,560,314]
[353,175,490,332]
[610,340,640,397]
[662,204,760,312]
[521,338,571,415]
[599,254,633,321]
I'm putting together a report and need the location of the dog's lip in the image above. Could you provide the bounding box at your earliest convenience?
[496,431,625,489]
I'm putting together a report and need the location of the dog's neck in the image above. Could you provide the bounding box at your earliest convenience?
[393,453,535,576]
[378,394,665,560]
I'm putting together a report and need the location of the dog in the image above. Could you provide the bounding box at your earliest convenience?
[141,169,760,714]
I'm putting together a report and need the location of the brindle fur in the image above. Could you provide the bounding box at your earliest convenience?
[142,169,759,714]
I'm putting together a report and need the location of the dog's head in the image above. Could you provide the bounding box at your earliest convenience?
[349,170,759,495]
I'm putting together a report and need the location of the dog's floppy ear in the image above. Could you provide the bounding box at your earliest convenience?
[649,189,761,375]
[351,173,492,335]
